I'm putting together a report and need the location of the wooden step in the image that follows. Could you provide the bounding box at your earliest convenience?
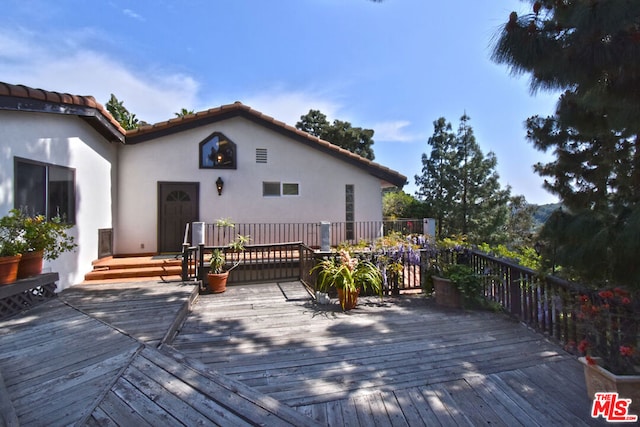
[84,256,185,282]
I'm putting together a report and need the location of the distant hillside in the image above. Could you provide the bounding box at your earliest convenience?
[532,203,563,228]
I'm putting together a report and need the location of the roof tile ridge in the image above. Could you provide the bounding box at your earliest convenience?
[0,81,125,138]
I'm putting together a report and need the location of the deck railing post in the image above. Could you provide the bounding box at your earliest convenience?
[181,243,189,281]
[320,221,331,251]
[198,243,205,281]
[509,269,522,318]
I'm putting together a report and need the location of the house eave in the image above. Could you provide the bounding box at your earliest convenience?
[126,103,407,188]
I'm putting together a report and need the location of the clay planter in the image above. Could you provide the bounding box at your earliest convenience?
[0,254,22,285]
[206,271,229,293]
[17,250,44,279]
[579,357,640,415]
[433,276,462,308]
[337,288,360,311]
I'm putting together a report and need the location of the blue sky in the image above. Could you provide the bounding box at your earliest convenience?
[1,0,560,204]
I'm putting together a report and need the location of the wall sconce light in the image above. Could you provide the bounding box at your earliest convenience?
[215,177,224,196]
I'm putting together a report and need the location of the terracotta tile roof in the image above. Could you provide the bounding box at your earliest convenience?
[0,82,406,187]
[127,102,407,188]
[0,82,126,141]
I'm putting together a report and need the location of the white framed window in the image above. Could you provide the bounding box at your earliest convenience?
[282,183,299,196]
[263,182,281,197]
[262,182,300,197]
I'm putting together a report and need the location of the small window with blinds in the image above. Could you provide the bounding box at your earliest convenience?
[256,148,267,163]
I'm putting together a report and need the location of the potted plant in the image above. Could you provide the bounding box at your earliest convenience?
[0,211,23,285]
[205,234,249,293]
[567,289,640,414]
[311,249,383,310]
[432,263,484,308]
[428,237,484,308]
[206,249,230,293]
[15,210,76,278]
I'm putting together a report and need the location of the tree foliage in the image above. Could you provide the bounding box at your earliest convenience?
[382,190,426,219]
[415,115,510,243]
[492,1,640,287]
[296,109,376,160]
[175,108,194,117]
[105,94,140,130]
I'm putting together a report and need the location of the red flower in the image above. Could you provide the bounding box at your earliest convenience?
[614,287,629,297]
[579,294,589,303]
[622,297,631,305]
[598,290,614,299]
[585,356,597,366]
[620,346,635,357]
[578,339,589,354]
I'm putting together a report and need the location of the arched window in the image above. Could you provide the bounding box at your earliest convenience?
[166,190,191,202]
[199,132,236,169]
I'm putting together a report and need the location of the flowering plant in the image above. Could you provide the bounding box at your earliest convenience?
[1,209,76,259]
[568,288,640,375]
[372,232,425,292]
[311,249,383,305]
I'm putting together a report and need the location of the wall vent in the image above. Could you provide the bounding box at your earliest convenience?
[256,148,267,163]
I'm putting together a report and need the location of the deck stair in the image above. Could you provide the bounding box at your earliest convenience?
[84,255,184,282]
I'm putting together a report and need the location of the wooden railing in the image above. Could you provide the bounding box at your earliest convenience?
[468,250,639,352]
[181,242,427,294]
[203,219,424,247]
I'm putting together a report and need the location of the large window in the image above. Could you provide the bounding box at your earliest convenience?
[199,132,237,169]
[14,158,76,223]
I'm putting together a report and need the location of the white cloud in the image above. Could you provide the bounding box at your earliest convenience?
[122,9,145,21]
[0,29,199,124]
[242,89,343,128]
[371,120,418,143]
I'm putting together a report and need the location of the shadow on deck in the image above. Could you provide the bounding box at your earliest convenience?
[0,279,607,426]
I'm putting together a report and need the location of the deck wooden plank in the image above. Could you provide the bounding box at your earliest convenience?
[379,390,410,427]
[464,375,535,426]
[391,388,431,427]
[145,346,322,427]
[416,386,458,427]
[109,372,184,426]
[122,364,245,426]
[60,281,197,345]
[490,370,590,426]
[0,298,141,426]
[89,393,153,427]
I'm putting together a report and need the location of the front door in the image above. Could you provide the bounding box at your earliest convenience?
[158,182,199,253]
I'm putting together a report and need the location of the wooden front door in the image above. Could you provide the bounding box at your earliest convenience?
[158,182,199,253]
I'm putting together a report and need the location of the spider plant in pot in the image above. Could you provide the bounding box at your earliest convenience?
[311,250,383,310]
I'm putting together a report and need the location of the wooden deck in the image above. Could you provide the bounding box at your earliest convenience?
[173,282,605,426]
[0,279,607,426]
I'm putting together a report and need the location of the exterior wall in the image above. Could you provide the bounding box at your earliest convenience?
[0,111,118,290]
[117,116,384,254]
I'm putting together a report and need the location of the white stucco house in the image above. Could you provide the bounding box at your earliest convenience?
[0,82,406,290]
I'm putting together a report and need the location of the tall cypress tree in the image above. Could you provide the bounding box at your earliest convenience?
[416,115,510,243]
[415,118,459,237]
[492,1,640,287]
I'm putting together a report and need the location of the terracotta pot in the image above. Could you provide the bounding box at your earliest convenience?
[17,250,44,279]
[206,271,229,293]
[0,254,22,285]
[337,287,360,311]
[433,276,462,308]
[579,357,640,415]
